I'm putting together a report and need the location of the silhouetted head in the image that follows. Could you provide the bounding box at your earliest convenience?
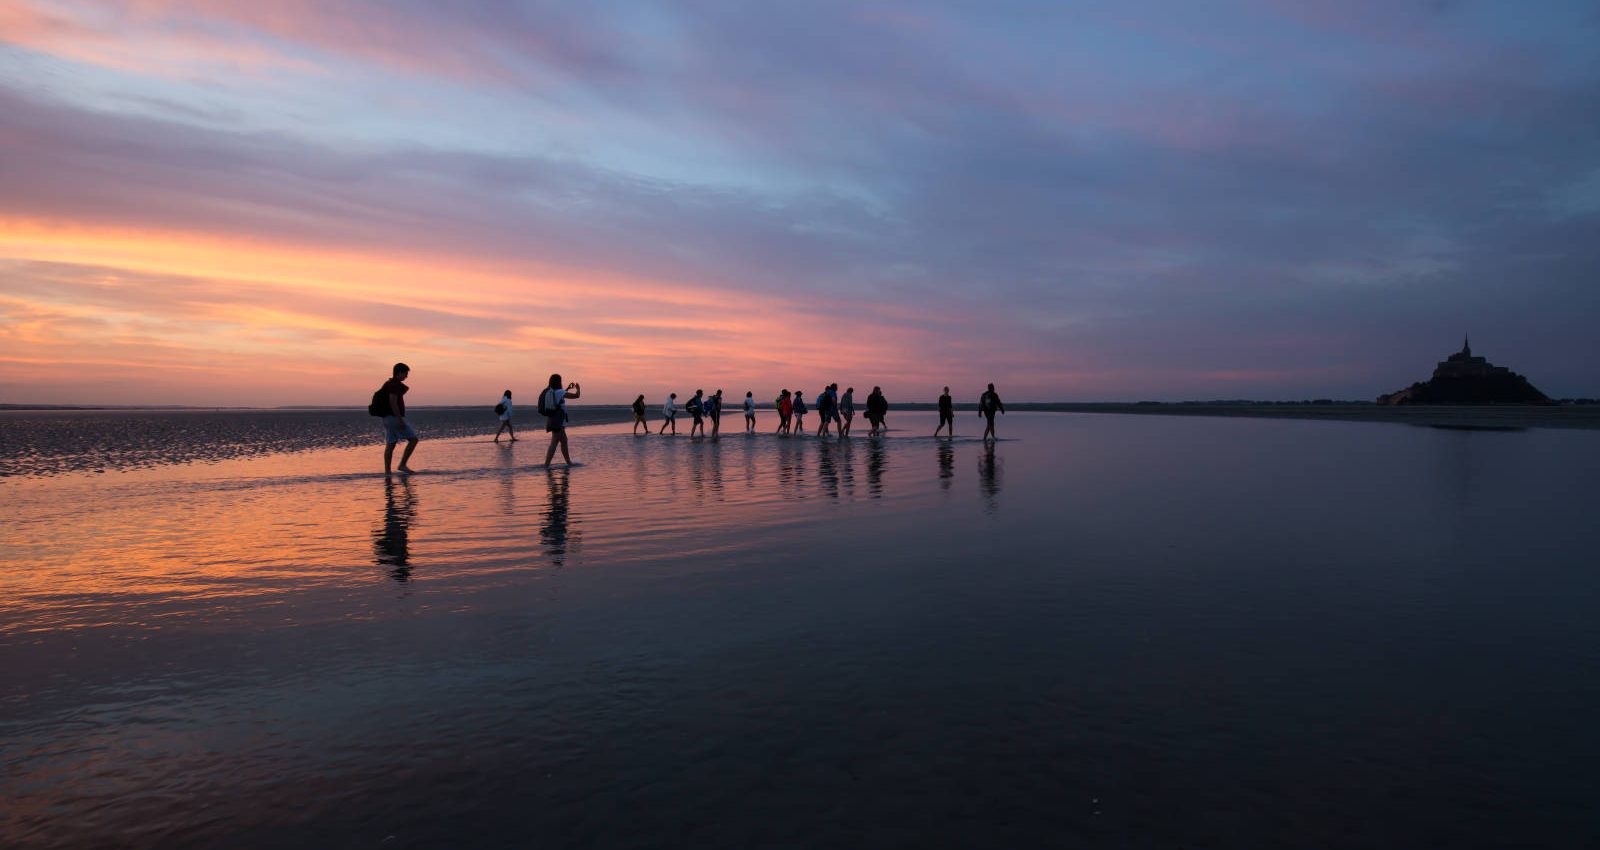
[548,373,562,389]
[504,389,512,397]
[873,386,881,393]
[746,391,753,397]
[943,386,949,394]
[846,387,853,394]
[392,362,410,378]
[715,389,722,397]
[695,389,703,396]
[670,392,677,399]
[635,394,644,403]
[987,383,995,391]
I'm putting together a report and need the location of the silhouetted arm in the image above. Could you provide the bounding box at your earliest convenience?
[389,393,404,419]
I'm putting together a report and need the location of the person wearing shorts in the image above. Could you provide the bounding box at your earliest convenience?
[380,362,418,475]
[541,373,580,466]
[839,386,855,437]
[687,389,706,437]
[792,390,808,435]
[744,391,756,432]
[632,394,650,435]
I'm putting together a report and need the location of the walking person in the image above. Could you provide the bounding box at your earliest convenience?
[661,392,678,435]
[744,391,756,433]
[792,389,808,435]
[815,386,835,437]
[775,389,792,434]
[709,389,724,438]
[687,389,706,437]
[493,389,516,442]
[828,384,843,433]
[979,382,1006,440]
[374,362,419,475]
[839,386,855,437]
[866,386,888,436]
[632,394,650,435]
[540,373,581,466]
[934,386,954,437]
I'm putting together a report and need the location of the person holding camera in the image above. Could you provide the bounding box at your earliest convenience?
[540,373,581,466]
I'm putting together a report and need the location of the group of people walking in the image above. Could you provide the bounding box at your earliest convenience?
[372,362,1006,474]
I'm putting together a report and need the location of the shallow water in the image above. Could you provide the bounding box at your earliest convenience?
[3,413,1598,848]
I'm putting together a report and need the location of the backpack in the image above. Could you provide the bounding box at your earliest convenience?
[537,388,556,417]
[494,402,506,416]
[368,388,388,417]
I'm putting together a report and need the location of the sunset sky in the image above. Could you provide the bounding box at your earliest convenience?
[2,0,1597,405]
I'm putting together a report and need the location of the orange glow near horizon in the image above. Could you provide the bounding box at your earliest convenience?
[0,219,967,406]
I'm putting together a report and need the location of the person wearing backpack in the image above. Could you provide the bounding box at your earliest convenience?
[815,386,834,437]
[493,389,516,442]
[866,386,888,436]
[709,389,724,438]
[370,362,418,475]
[792,389,808,435]
[631,394,650,435]
[775,389,791,434]
[539,373,580,466]
[687,389,706,437]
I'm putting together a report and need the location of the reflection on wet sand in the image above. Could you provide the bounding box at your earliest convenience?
[374,478,416,582]
[938,440,954,491]
[818,440,840,499]
[978,441,1002,511]
[541,468,579,566]
[867,438,887,498]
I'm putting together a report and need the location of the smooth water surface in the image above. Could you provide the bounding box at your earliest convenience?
[3,413,1598,848]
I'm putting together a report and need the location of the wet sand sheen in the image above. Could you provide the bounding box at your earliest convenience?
[3,413,1598,848]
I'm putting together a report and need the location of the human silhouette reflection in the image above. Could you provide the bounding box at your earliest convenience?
[938,441,954,491]
[540,467,579,567]
[374,478,416,582]
[497,441,517,516]
[818,440,840,499]
[867,438,886,498]
[977,441,1003,512]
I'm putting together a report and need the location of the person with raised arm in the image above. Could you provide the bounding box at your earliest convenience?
[540,373,581,466]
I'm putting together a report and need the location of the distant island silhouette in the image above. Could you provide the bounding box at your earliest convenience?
[1377,336,1552,405]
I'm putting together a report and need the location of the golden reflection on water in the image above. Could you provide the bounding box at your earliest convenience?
[0,419,1007,637]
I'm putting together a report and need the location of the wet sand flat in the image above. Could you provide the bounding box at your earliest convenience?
[3,413,1598,848]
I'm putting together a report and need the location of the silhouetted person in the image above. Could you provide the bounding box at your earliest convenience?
[839,386,856,437]
[775,389,792,434]
[632,394,650,435]
[744,391,756,432]
[541,373,580,466]
[377,362,418,475]
[494,389,516,442]
[373,477,416,582]
[935,386,954,437]
[709,389,724,438]
[687,389,706,437]
[792,389,808,434]
[979,382,1006,440]
[815,386,835,437]
[866,386,888,436]
[662,392,678,435]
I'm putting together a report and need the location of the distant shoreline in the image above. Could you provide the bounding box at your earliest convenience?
[3,402,1597,430]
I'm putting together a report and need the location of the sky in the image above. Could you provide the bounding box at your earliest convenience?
[2,0,1597,405]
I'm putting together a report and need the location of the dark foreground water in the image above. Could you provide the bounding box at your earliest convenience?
[2,413,1598,848]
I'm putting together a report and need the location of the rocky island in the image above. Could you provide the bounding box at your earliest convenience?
[1378,337,1551,405]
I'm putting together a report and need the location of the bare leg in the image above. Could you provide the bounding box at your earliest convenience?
[398,438,418,472]
[384,442,396,474]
